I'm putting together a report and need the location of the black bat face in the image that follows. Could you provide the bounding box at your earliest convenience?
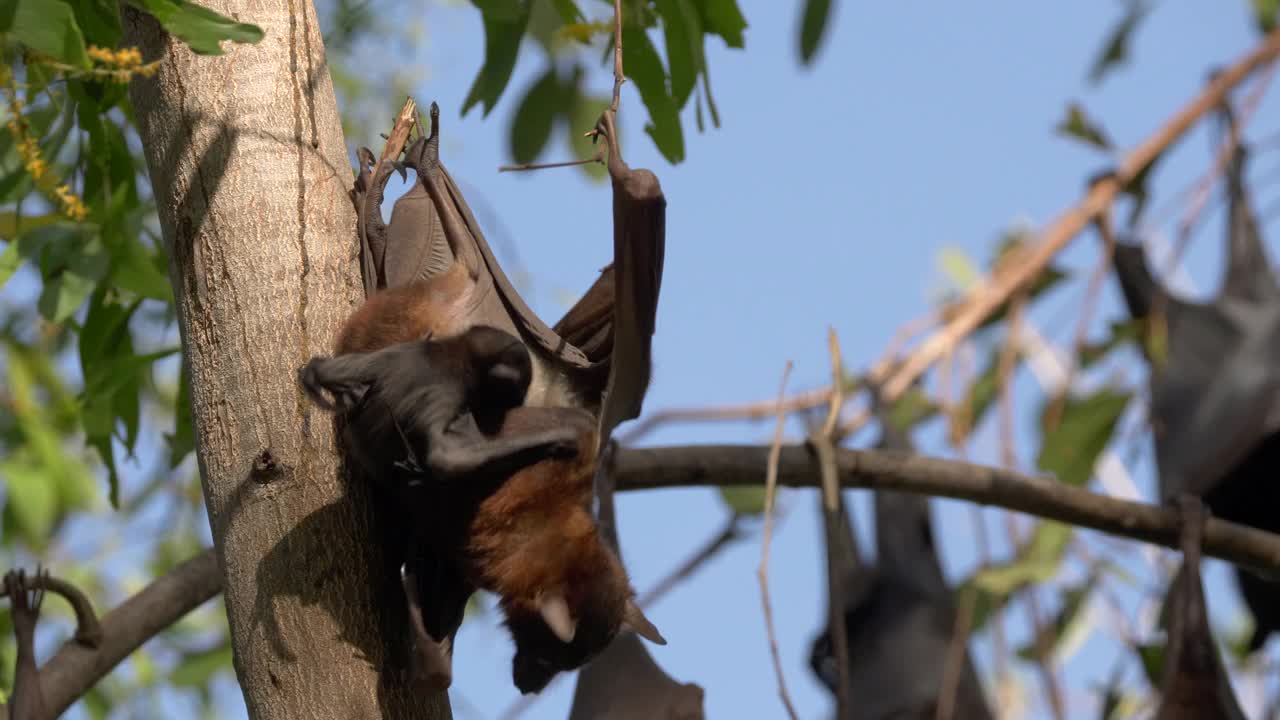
[456,325,534,415]
[507,606,623,695]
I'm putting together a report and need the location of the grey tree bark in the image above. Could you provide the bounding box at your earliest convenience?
[123,2,447,717]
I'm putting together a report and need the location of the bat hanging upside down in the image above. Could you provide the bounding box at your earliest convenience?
[300,325,664,693]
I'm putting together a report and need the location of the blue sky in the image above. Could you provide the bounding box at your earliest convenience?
[9,2,1280,718]
[395,3,1280,719]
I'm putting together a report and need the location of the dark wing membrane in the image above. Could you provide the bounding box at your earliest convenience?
[554,264,617,363]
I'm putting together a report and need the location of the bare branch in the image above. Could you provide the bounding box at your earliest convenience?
[811,329,851,719]
[0,550,221,720]
[614,444,1280,576]
[757,361,800,720]
[877,28,1280,403]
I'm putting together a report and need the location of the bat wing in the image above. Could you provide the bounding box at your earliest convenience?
[593,110,667,450]
[1221,145,1280,304]
[383,180,454,290]
[1112,145,1280,502]
[568,632,705,720]
[554,263,617,363]
[438,162,593,369]
[1153,300,1280,500]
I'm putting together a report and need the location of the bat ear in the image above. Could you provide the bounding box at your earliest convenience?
[622,599,666,646]
[537,592,577,644]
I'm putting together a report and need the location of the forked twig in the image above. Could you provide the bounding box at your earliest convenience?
[757,361,800,720]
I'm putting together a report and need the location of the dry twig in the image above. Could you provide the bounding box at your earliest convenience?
[757,361,801,720]
[810,329,852,719]
[876,29,1280,406]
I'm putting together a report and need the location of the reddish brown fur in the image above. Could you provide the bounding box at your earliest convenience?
[336,263,476,354]
[464,407,634,621]
[331,269,639,689]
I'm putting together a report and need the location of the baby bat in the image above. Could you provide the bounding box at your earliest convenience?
[452,404,665,695]
[5,567,50,720]
[298,324,579,487]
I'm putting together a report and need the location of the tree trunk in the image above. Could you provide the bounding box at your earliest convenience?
[123,2,447,717]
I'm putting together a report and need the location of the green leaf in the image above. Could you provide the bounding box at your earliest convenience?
[718,485,766,515]
[0,212,60,241]
[886,385,938,432]
[947,351,999,445]
[124,0,264,55]
[797,0,833,65]
[166,360,195,467]
[937,246,981,289]
[1089,1,1149,85]
[0,0,91,68]
[1014,572,1098,664]
[567,89,609,181]
[1255,0,1279,32]
[549,0,583,24]
[171,642,233,687]
[1135,641,1164,687]
[656,0,703,107]
[0,239,21,288]
[38,271,97,323]
[959,520,1072,632]
[1078,319,1142,369]
[696,0,746,48]
[0,458,58,547]
[462,2,531,117]
[509,66,562,165]
[63,0,122,47]
[1036,388,1130,487]
[1055,102,1112,151]
[623,26,684,163]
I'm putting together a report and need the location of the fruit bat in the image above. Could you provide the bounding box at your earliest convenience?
[1152,498,1246,720]
[465,406,664,695]
[4,568,49,720]
[809,404,992,720]
[339,102,665,689]
[565,434,705,719]
[298,325,580,486]
[1110,139,1280,652]
[352,104,664,429]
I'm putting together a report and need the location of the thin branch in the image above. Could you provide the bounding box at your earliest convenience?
[637,517,743,608]
[613,444,1280,577]
[615,386,835,446]
[1163,57,1277,275]
[757,361,800,720]
[877,28,1280,404]
[0,549,221,720]
[503,0,626,172]
[609,0,624,112]
[935,584,978,720]
[497,156,602,173]
[811,329,851,719]
[1044,207,1119,431]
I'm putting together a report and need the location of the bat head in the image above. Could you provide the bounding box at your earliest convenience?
[505,580,665,694]
[500,536,666,694]
[453,325,533,416]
